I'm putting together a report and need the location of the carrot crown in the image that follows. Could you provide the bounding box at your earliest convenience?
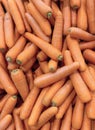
[47,12,52,19]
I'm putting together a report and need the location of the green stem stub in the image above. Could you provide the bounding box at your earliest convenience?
[47,12,52,19]
[12,95,17,99]
[16,60,22,65]
[6,57,12,62]
[12,69,19,73]
[72,5,79,10]
[51,102,57,107]
[57,55,63,61]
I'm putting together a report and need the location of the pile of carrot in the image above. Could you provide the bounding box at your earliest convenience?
[0,0,95,129]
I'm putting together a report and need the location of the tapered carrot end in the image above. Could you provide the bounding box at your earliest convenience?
[47,12,52,19]
[57,55,63,61]
[51,102,57,107]
[6,57,12,62]
[16,60,22,65]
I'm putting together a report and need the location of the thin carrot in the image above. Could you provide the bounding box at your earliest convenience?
[0,3,4,17]
[63,50,91,102]
[39,61,49,74]
[0,95,17,119]
[48,59,58,72]
[16,43,38,65]
[20,87,40,120]
[51,119,61,130]
[1,0,10,12]
[60,105,72,130]
[79,41,95,50]
[71,9,77,27]
[24,32,63,61]
[28,87,49,126]
[0,52,7,70]
[68,27,95,41]
[27,2,51,36]
[7,62,19,71]
[37,51,48,62]
[8,0,25,34]
[72,96,84,129]
[25,13,50,42]
[70,0,81,10]
[40,122,50,130]
[6,121,15,130]
[11,69,29,101]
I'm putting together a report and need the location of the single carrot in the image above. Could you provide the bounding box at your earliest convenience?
[1,0,10,12]
[11,69,29,101]
[27,2,51,36]
[0,3,4,17]
[16,43,38,65]
[51,119,61,130]
[0,52,7,70]
[72,96,84,129]
[37,51,48,62]
[60,105,72,130]
[70,0,81,10]
[51,1,60,18]
[6,121,15,130]
[35,67,43,77]
[79,41,95,50]
[20,87,40,120]
[0,114,12,130]
[32,0,52,18]
[0,95,17,119]
[25,13,50,42]
[66,35,87,71]
[24,33,63,61]
[77,0,87,30]
[14,27,20,42]
[63,50,91,103]
[71,9,77,27]
[34,62,79,88]
[7,62,19,71]
[28,87,49,126]
[8,0,25,34]
[67,27,95,41]
[61,39,68,56]
[40,122,50,130]
[56,90,75,119]
[48,60,58,72]
[39,61,49,74]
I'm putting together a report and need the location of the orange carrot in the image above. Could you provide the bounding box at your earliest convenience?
[39,61,49,74]
[8,0,25,34]
[66,35,87,71]
[1,0,10,12]
[0,52,7,70]
[20,87,40,120]
[7,62,19,71]
[24,119,31,130]
[62,39,68,56]
[43,0,51,6]
[24,33,63,61]
[52,80,73,106]
[64,50,91,103]
[37,51,48,62]
[0,3,4,17]
[40,122,50,130]
[79,41,95,50]
[28,87,49,126]
[68,27,95,41]
[35,67,43,77]
[0,114,12,130]
[51,119,61,130]
[6,121,15,130]
[48,60,58,72]
[0,95,17,119]
[60,105,72,130]
[70,0,81,10]
[16,43,38,65]
[92,120,95,130]
[34,62,79,88]
[72,97,84,129]
[14,27,20,42]
[27,2,51,36]
[56,90,75,119]
[71,9,77,27]
[11,69,29,101]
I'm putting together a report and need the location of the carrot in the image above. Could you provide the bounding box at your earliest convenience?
[68,27,95,41]
[32,0,52,18]
[70,0,81,10]
[8,0,25,34]
[25,13,50,42]
[51,119,61,130]
[92,120,95,130]
[16,43,38,65]
[20,87,40,120]
[34,62,79,88]
[37,51,48,62]
[0,16,7,53]
[14,27,20,42]
[0,95,17,119]
[6,121,15,130]
[40,122,50,130]
[1,0,10,12]
[24,119,31,130]
[39,61,49,74]
[51,1,60,18]
[88,63,95,70]
[20,56,36,72]
[63,0,71,35]
[43,0,51,6]
[24,33,63,61]
[79,41,95,50]
[66,35,87,71]
[60,105,72,130]
[27,2,51,36]
[35,67,43,77]
[7,62,19,71]
[71,128,77,130]
[0,3,4,17]
[0,52,7,70]
[48,60,58,72]
[71,9,77,27]
[11,69,29,100]
[28,87,49,126]
[77,0,87,30]
[63,50,91,102]
[62,39,68,56]
[52,80,73,106]
[0,114,12,130]
[72,97,84,129]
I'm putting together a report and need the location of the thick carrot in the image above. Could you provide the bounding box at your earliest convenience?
[1,0,10,12]
[6,121,15,130]
[16,43,38,65]
[77,0,87,30]
[7,62,19,71]
[42,79,66,106]
[0,52,7,70]
[52,80,73,106]
[67,27,95,41]
[70,0,81,10]
[66,35,87,71]
[51,119,61,130]
[8,0,25,34]
[28,87,49,126]
[72,97,84,129]
[34,62,79,88]
[0,95,17,119]
[80,41,95,50]
[4,12,14,48]
[71,9,77,27]
[40,122,50,130]
[11,69,29,101]
[27,2,51,36]
[24,32,63,61]
[0,3,4,17]
[39,61,49,74]
[64,50,91,102]
[37,51,48,62]
[0,114,12,130]
[60,105,72,130]
[87,0,95,34]
[56,90,75,119]
[20,87,40,120]
[48,60,58,72]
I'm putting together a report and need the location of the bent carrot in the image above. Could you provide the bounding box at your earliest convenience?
[79,41,95,50]
[0,3,4,17]
[52,80,73,106]
[6,121,15,130]
[8,0,25,34]
[40,121,50,130]
[71,9,77,27]
[51,119,61,130]
[24,33,63,61]
[1,0,10,12]
[48,60,58,72]
[37,51,48,62]
[70,0,81,10]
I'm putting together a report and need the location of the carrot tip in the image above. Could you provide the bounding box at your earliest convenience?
[51,102,57,107]
[6,57,12,62]
[47,12,52,19]
[57,55,63,61]
[16,60,22,65]
[12,95,17,99]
